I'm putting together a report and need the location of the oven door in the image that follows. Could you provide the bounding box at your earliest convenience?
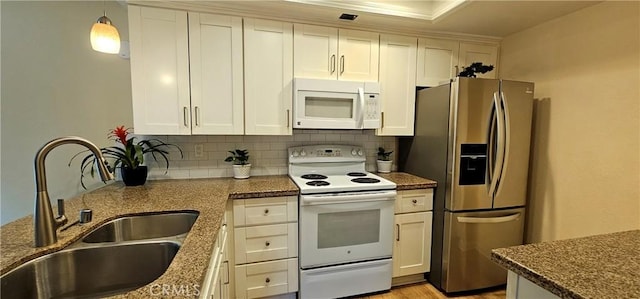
[299,190,396,269]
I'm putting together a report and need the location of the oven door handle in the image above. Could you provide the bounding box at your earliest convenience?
[302,190,397,205]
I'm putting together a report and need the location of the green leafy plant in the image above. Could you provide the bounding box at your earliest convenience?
[225,149,250,165]
[69,126,183,189]
[377,147,393,161]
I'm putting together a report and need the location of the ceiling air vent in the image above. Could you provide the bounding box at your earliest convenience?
[339,13,358,20]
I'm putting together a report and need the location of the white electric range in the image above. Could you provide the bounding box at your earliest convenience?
[288,145,397,299]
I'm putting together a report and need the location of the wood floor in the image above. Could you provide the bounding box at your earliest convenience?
[353,283,506,299]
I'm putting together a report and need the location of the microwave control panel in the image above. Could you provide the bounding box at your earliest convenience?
[364,94,380,120]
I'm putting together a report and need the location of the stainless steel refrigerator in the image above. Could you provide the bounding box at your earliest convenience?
[399,77,534,293]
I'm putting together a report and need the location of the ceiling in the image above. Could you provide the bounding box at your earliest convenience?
[138,0,601,39]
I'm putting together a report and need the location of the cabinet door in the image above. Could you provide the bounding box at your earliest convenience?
[377,34,417,136]
[243,18,293,135]
[189,13,244,135]
[416,38,459,87]
[293,24,338,79]
[458,42,499,79]
[129,6,190,135]
[338,29,379,82]
[393,212,432,277]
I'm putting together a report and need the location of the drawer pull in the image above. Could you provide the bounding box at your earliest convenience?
[265,277,271,283]
[264,209,269,214]
[265,241,270,247]
[412,199,418,204]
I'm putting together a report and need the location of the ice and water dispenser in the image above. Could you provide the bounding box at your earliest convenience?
[459,144,487,185]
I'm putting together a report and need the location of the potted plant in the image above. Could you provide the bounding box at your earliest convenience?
[376,147,393,173]
[225,149,251,179]
[70,126,183,188]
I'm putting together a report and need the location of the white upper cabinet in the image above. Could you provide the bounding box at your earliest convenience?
[416,38,459,87]
[338,29,379,81]
[294,24,379,82]
[129,6,244,135]
[189,13,244,135]
[129,6,190,135]
[416,38,498,86]
[458,42,499,79]
[243,18,293,135]
[377,34,417,136]
[293,24,338,80]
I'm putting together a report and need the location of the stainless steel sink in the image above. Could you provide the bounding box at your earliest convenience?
[0,241,180,299]
[82,211,199,243]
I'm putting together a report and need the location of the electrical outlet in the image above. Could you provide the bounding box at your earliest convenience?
[194,144,204,158]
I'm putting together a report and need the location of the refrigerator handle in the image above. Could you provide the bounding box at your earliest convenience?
[486,94,497,193]
[457,213,521,224]
[495,91,509,195]
[488,92,505,197]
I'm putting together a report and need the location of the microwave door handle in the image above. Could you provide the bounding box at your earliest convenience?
[358,87,365,128]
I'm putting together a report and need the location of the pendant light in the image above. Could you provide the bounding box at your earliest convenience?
[90,7,120,54]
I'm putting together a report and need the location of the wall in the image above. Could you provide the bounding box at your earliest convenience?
[146,130,397,179]
[1,1,132,224]
[499,1,640,242]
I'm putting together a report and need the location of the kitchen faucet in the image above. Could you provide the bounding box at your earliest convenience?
[34,136,114,247]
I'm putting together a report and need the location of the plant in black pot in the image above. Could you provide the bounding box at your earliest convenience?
[70,126,183,188]
[225,149,251,179]
[376,147,393,173]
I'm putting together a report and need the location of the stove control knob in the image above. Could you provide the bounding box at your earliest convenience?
[300,150,307,157]
[351,149,357,156]
[357,149,364,156]
[292,150,299,157]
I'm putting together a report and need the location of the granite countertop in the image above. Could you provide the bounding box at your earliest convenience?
[492,230,640,299]
[378,172,437,190]
[0,175,298,298]
[0,172,431,297]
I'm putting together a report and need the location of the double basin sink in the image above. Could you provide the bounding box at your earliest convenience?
[1,211,199,299]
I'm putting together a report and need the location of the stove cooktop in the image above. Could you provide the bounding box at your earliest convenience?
[290,172,396,194]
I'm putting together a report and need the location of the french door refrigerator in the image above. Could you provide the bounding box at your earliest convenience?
[399,77,534,293]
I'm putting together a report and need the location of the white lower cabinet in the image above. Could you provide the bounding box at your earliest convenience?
[392,189,434,285]
[233,196,298,299]
[506,271,559,299]
[201,202,232,299]
[235,258,298,299]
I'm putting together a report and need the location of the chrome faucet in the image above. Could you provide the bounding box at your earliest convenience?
[34,136,114,247]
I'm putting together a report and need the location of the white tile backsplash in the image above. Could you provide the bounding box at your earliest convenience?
[143,129,397,180]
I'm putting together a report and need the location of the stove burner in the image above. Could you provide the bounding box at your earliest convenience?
[347,172,367,177]
[301,174,328,180]
[351,178,380,184]
[306,180,330,186]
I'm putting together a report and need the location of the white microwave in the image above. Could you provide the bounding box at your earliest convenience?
[293,78,381,129]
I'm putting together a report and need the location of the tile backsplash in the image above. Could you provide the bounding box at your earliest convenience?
[144,129,397,180]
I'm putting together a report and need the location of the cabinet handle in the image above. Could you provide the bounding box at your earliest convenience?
[286,109,290,128]
[396,224,400,241]
[412,199,418,204]
[194,106,200,126]
[265,277,271,284]
[381,112,384,128]
[265,241,270,247]
[330,54,336,74]
[264,209,269,214]
[223,261,229,284]
[455,65,459,76]
[340,55,345,74]
[183,107,189,127]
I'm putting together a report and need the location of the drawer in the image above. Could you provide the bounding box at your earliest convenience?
[395,189,433,213]
[234,223,298,264]
[233,196,297,227]
[235,258,298,299]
